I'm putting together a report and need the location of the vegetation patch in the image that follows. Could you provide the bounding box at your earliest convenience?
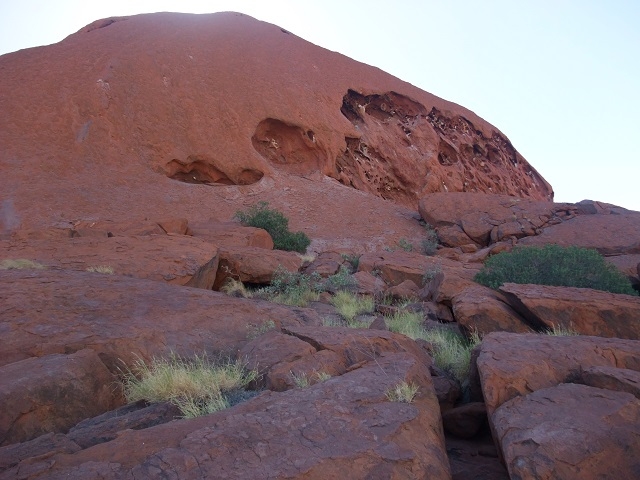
[221,278,252,299]
[330,291,374,327]
[475,244,637,295]
[324,265,358,292]
[0,259,45,270]
[545,323,579,336]
[246,320,277,339]
[385,381,419,403]
[385,310,480,384]
[254,267,322,307]
[235,201,310,253]
[122,354,257,418]
[86,265,114,274]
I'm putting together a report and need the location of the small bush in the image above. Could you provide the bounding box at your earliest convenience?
[330,291,374,326]
[324,265,358,292]
[398,238,413,252]
[385,381,419,403]
[255,267,322,307]
[291,371,310,388]
[0,259,45,270]
[422,224,438,256]
[545,323,579,336]
[341,253,361,273]
[121,354,257,418]
[475,244,637,295]
[221,278,252,299]
[235,201,310,253]
[86,265,114,275]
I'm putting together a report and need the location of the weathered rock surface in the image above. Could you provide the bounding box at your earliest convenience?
[499,283,640,339]
[451,285,531,335]
[0,234,219,288]
[419,193,570,247]
[189,220,274,249]
[519,211,640,255]
[0,350,118,446]
[493,383,640,480]
[476,332,640,417]
[0,11,551,252]
[2,353,452,480]
[0,269,319,371]
[213,245,301,289]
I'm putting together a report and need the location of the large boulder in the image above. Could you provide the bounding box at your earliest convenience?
[451,285,531,335]
[0,350,118,446]
[2,353,452,479]
[0,234,219,289]
[213,246,302,289]
[0,269,319,371]
[493,383,640,479]
[189,220,274,249]
[499,283,640,339]
[476,332,640,417]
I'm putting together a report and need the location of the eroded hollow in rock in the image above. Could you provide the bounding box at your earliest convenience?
[252,118,325,174]
[165,157,263,186]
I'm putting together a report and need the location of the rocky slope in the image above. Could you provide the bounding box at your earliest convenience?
[1,11,639,480]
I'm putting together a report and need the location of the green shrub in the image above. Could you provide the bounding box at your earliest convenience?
[121,354,257,418]
[234,201,311,253]
[255,267,323,307]
[422,224,439,255]
[324,265,358,292]
[475,244,637,295]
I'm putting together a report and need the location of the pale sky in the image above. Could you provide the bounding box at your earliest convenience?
[1,1,639,211]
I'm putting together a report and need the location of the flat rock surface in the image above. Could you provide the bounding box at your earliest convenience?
[476,332,640,417]
[0,234,219,288]
[0,269,319,371]
[493,383,640,480]
[499,283,640,339]
[579,365,640,399]
[2,353,452,480]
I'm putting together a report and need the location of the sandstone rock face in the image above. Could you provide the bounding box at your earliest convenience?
[578,365,640,399]
[499,283,640,339]
[189,220,274,249]
[476,332,640,417]
[0,350,118,446]
[451,285,531,335]
[493,384,640,480]
[0,269,318,371]
[519,211,640,255]
[0,12,550,248]
[3,353,452,480]
[0,234,219,289]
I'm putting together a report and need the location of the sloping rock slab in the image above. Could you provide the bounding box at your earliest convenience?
[518,212,640,255]
[476,332,640,417]
[578,366,640,399]
[0,269,319,371]
[493,383,640,479]
[499,283,640,339]
[3,353,452,479]
[0,350,118,446]
[451,285,531,335]
[0,234,219,289]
